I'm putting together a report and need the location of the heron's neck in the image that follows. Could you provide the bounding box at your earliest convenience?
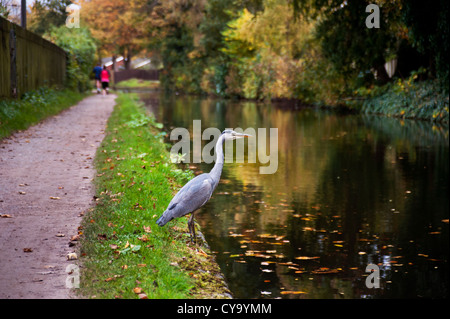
[209,134,225,188]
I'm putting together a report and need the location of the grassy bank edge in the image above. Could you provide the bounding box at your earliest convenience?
[0,87,86,140]
[348,79,449,123]
[77,92,231,299]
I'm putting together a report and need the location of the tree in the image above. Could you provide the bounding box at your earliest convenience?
[28,0,73,36]
[44,26,97,92]
[292,0,448,91]
[145,0,206,91]
[81,0,154,69]
[402,0,449,88]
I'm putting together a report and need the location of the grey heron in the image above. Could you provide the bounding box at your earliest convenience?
[156,129,251,243]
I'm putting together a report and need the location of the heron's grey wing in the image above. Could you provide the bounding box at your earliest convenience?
[156,174,214,226]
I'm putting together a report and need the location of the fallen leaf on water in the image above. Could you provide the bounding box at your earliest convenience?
[228,233,244,237]
[311,267,340,274]
[261,269,273,273]
[257,234,278,239]
[280,291,307,295]
[295,256,320,260]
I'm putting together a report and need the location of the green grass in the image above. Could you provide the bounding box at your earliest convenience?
[115,78,160,89]
[78,93,231,299]
[0,87,85,140]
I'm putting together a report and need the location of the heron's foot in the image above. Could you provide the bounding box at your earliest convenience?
[188,231,197,245]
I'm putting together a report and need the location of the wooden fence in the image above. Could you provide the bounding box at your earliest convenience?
[0,16,66,99]
[114,69,159,84]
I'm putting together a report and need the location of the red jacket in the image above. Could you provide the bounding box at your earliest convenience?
[100,70,110,82]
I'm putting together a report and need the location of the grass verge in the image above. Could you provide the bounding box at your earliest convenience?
[78,93,231,299]
[0,87,85,140]
[115,78,160,89]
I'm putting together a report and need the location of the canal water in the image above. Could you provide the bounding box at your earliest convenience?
[141,92,449,299]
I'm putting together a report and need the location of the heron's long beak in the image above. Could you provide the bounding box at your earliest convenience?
[235,133,252,138]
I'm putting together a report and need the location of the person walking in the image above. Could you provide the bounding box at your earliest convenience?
[100,66,110,96]
[93,63,103,94]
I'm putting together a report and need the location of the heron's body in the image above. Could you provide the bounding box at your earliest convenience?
[156,130,249,242]
[155,173,218,227]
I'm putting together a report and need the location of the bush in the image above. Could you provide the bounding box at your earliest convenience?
[0,87,84,139]
[44,26,97,92]
[355,75,449,122]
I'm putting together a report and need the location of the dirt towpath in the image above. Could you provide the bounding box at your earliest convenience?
[0,94,115,298]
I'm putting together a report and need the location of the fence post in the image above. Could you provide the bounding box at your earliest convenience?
[9,28,17,98]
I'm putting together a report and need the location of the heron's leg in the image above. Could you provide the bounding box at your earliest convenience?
[188,212,196,244]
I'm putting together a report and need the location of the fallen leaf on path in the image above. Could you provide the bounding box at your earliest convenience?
[1,214,12,218]
[67,253,77,260]
[23,248,33,252]
[18,191,26,195]
[49,196,60,200]
[56,233,65,237]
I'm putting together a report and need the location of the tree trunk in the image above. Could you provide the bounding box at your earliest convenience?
[374,63,390,84]
[125,51,132,70]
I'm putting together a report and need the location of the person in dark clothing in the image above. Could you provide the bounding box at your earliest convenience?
[93,63,103,94]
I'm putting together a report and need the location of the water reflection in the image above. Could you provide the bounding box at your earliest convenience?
[142,93,449,299]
